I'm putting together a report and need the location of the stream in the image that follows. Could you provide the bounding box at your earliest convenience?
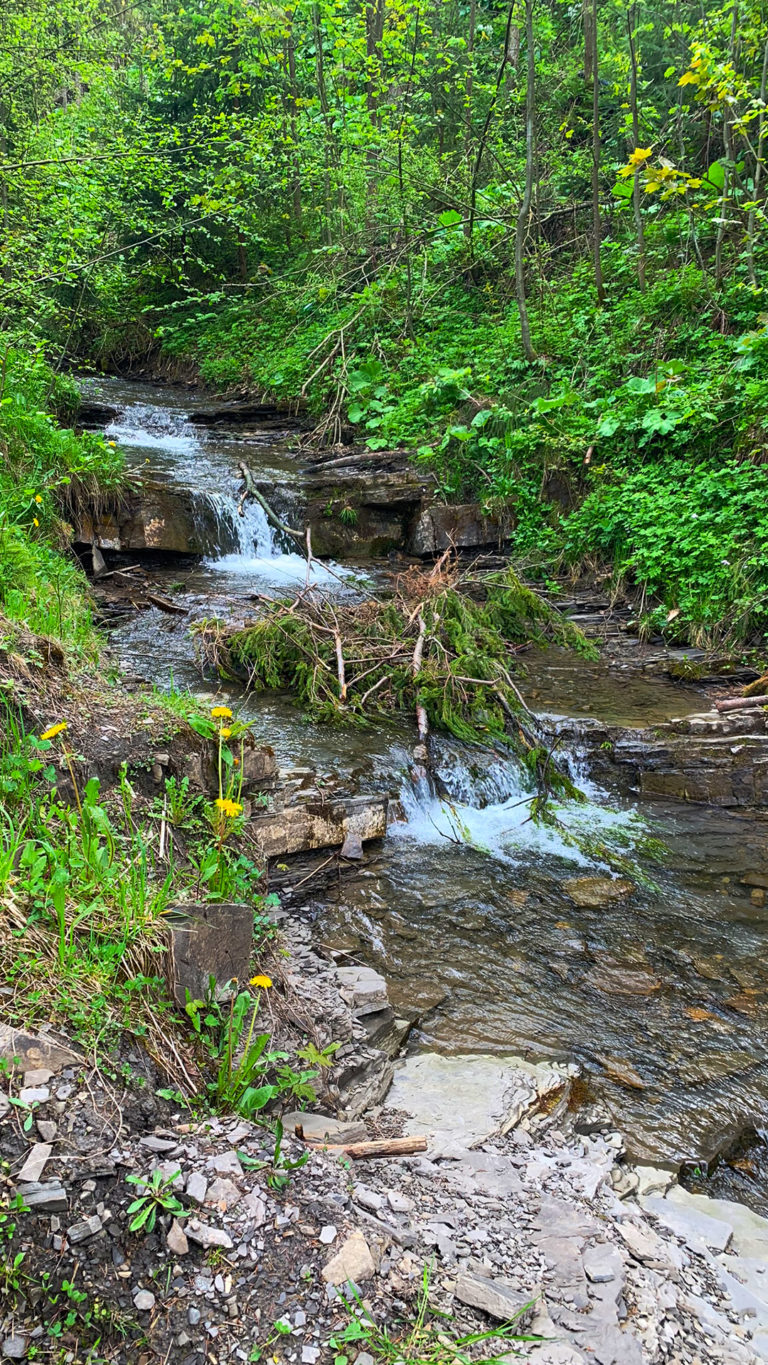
[81,377,768,1209]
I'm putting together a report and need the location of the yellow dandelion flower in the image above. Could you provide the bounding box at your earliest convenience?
[40,721,67,741]
[211,705,233,719]
[33,517,39,527]
[108,441,117,448]
[214,797,242,818]
[34,494,43,504]
[220,726,232,739]
[250,974,272,989]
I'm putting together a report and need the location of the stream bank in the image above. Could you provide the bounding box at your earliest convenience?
[4,911,768,1365]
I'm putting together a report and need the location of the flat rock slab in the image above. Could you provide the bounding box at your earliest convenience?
[282,1110,367,1145]
[454,1268,534,1323]
[17,1143,52,1184]
[642,1192,733,1252]
[387,1052,572,1150]
[662,1185,768,1261]
[563,877,634,908]
[0,1025,81,1074]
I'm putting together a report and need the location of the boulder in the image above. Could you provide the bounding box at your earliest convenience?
[0,1025,81,1075]
[407,503,512,556]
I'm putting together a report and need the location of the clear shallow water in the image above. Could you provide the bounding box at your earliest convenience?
[85,377,768,1189]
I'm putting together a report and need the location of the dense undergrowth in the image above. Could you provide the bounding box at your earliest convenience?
[0,351,123,657]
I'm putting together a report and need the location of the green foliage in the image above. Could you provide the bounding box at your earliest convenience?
[184,981,318,1119]
[126,1168,186,1235]
[0,350,123,657]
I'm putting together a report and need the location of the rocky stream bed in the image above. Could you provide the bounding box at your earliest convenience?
[3,375,768,1363]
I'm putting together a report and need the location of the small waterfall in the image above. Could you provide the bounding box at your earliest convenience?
[390,737,637,866]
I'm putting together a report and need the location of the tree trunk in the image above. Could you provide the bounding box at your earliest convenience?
[515,0,537,361]
[591,0,604,304]
[747,34,768,287]
[626,4,646,290]
[715,0,739,284]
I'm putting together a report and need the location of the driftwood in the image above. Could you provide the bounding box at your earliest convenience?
[303,1134,428,1159]
[743,672,768,697]
[237,461,305,546]
[714,695,768,713]
[147,592,187,615]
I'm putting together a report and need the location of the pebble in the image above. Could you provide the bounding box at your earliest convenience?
[133,1290,156,1312]
[319,1225,337,1244]
[187,1307,201,1326]
[212,1150,243,1178]
[186,1172,208,1205]
[167,1219,189,1255]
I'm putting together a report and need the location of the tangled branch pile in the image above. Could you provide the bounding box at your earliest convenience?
[195,559,590,760]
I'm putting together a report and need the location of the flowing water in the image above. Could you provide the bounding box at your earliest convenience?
[81,376,768,1204]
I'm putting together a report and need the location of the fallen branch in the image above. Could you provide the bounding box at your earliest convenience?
[237,461,305,545]
[714,695,768,713]
[147,592,187,615]
[303,1135,428,1158]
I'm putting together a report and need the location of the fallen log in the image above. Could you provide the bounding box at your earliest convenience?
[714,695,768,713]
[303,1134,427,1159]
[743,672,768,697]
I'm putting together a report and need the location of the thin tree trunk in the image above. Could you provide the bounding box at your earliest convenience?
[515,0,537,360]
[286,25,302,230]
[747,34,768,287]
[627,4,646,290]
[591,0,604,304]
[715,0,739,284]
[583,0,593,82]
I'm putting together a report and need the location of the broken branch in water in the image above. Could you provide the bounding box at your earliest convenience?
[236,461,305,546]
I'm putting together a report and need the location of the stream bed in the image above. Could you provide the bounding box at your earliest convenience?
[81,376,768,1206]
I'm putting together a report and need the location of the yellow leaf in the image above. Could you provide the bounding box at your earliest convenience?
[678,70,699,86]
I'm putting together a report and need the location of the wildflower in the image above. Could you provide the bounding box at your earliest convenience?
[33,517,39,527]
[220,726,232,739]
[233,757,240,766]
[215,797,242,819]
[250,974,272,989]
[211,705,233,719]
[108,441,117,448]
[34,494,43,504]
[40,721,67,741]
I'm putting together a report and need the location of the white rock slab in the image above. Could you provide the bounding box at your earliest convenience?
[387,1052,573,1151]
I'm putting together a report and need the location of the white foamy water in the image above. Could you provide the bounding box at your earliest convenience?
[389,741,639,867]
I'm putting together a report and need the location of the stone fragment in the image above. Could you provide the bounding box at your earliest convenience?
[167,1219,189,1255]
[22,1068,53,1088]
[67,1214,102,1243]
[212,1150,243,1178]
[206,1177,241,1210]
[282,1111,367,1145]
[454,1268,533,1323]
[251,795,388,858]
[302,1349,320,1364]
[140,1135,179,1153]
[167,901,254,1006]
[353,1183,383,1212]
[337,966,388,1017]
[186,1219,234,1251]
[320,1225,337,1245]
[188,1307,201,1326]
[185,1171,207,1205]
[36,1121,57,1143]
[616,1220,670,1265]
[17,1144,52,1184]
[241,1190,266,1224]
[355,1354,375,1365]
[322,1231,376,1285]
[19,1087,50,1105]
[17,1181,67,1213]
[2,1338,28,1360]
[133,1290,156,1312]
[563,877,634,908]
